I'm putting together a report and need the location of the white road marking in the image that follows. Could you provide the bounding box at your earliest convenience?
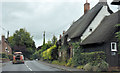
[25,62,32,71]
[28,68,32,71]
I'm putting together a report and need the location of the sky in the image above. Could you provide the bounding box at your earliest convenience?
[0,0,118,47]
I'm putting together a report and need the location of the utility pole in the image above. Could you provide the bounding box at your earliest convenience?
[6,31,9,55]
[43,31,45,45]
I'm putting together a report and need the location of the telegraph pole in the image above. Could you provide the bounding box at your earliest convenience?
[43,31,45,45]
[6,31,9,55]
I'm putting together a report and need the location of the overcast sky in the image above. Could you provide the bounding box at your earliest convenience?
[0,0,118,47]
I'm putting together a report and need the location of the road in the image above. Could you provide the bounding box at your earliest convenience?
[2,60,62,71]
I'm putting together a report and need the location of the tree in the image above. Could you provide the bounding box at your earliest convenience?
[8,28,36,59]
[52,35,57,45]
[8,36,15,49]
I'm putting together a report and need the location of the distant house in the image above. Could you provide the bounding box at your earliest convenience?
[0,35,12,55]
[57,0,120,67]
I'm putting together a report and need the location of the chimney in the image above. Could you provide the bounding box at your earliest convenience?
[84,0,90,14]
[99,0,107,2]
[2,35,5,52]
[2,35,5,44]
[60,34,62,39]
[63,31,65,35]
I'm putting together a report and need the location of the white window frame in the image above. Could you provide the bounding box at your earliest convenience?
[111,42,117,51]
[5,47,8,51]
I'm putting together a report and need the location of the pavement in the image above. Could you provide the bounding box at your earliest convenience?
[37,60,83,71]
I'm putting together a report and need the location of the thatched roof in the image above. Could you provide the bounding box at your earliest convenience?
[111,0,120,5]
[81,10,120,45]
[64,2,112,39]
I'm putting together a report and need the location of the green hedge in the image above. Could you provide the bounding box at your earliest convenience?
[41,45,57,60]
[69,51,106,67]
[80,51,106,66]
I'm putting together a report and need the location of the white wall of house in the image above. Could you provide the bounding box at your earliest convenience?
[81,6,110,42]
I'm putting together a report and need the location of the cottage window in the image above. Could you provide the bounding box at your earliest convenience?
[5,47,8,51]
[111,42,117,51]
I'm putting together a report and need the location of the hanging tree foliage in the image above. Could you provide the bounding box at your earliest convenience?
[8,28,36,59]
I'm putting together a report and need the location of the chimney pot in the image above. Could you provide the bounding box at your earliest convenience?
[60,34,62,39]
[63,31,65,35]
[99,0,107,2]
[84,0,90,14]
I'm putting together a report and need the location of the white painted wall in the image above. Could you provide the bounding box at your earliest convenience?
[81,6,110,42]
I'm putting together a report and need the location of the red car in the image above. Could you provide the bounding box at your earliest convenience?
[12,52,24,64]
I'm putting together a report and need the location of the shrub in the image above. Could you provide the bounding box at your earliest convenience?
[72,42,83,67]
[97,60,109,71]
[32,49,42,60]
[84,60,109,71]
[8,54,13,61]
[77,65,84,69]
[41,45,57,60]
[83,63,93,71]
[2,53,8,59]
[81,51,106,65]
[66,58,73,67]
[52,60,59,64]
[52,60,66,66]
[59,61,66,66]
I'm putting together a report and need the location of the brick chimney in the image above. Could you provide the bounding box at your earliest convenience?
[84,0,90,14]
[99,0,107,2]
[60,34,62,39]
[2,35,5,44]
[63,31,65,35]
[2,35,5,52]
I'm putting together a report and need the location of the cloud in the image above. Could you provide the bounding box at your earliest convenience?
[1,0,118,47]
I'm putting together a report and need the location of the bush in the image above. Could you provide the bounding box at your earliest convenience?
[72,42,83,67]
[96,60,109,71]
[84,60,109,71]
[32,49,42,60]
[8,54,13,61]
[41,45,57,60]
[52,60,59,64]
[83,63,93,71]
[77,65,84,69]
[59,61,66,66]
[66,58,73,67]
[2,53,8,59]
[81,51,106,66]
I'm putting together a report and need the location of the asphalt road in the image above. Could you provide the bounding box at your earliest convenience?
[2,60,62,71]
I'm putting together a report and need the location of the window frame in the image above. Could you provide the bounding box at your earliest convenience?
[111,42,117,51]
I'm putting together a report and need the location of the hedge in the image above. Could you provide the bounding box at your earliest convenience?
[42,45,57,60]
[68,51,106,67]
[80,51,106,65]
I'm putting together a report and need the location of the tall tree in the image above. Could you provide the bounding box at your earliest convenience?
[52,35,57,45]
[8,28,36,59]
